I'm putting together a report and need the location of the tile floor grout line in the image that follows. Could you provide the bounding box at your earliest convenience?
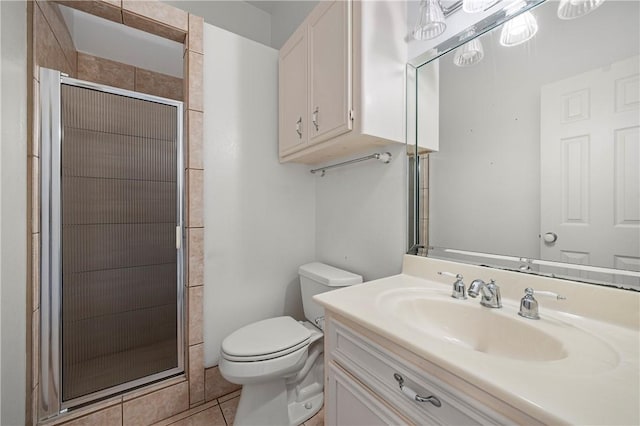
[218,404,229,426]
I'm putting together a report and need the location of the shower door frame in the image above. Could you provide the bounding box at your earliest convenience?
[39,67,185,419]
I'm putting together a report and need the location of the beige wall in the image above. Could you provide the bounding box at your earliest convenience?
[1,1,28,424]
[28,1,204,424]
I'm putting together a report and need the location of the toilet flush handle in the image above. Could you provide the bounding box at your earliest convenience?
[314,317,325,329]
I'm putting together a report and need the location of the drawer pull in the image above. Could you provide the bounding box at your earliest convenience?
[296,117,303,138]
[312,106,319,131]
[393,373,442,407]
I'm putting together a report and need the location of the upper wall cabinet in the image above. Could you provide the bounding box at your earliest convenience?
[278,0,407,164]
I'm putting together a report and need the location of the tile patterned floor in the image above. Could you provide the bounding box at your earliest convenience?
[155,389,324,426]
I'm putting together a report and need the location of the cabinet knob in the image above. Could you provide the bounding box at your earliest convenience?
[312,106,319,131]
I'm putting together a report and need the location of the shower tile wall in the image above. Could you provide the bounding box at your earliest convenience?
[76,53,183,101]
[184,12,205,407]
[121,0,188,42]
[204,366,240,402]
[33,0,77,78]
[55,0,123,25]
[136,68,183,101]
[76,52,136,90]
[28,1,204,424]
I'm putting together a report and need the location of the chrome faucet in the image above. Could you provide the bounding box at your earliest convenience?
[437,271,466,299]
[468,279,501,308]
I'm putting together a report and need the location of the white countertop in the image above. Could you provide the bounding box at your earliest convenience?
[315,255,640,425]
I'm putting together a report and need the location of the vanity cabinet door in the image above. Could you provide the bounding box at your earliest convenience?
[326,362,410,426]
[278,25,308,157]
[308,0,352,145]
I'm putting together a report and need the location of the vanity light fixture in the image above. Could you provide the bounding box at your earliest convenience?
[462,0,499,14]
[499,1,538,47]
[413,0,447,40]
[557,0,605,19]
[453,30,484,66]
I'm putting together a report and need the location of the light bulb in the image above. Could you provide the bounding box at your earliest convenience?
[557,0,605,19]
[413,0,447,41]
[499,11,538,47]
[453,38,485,67]
[462,0,499,14]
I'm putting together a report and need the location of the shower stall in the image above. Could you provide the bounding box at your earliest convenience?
[39,68,184,418]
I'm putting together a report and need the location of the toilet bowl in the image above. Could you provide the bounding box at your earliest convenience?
[219,262,362,426]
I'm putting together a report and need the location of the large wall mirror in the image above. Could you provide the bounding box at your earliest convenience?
[409,0,640,290]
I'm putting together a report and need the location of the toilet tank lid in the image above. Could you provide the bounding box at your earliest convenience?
[299,262,363,286]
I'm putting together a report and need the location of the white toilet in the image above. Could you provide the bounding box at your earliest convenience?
[219,262,362,426]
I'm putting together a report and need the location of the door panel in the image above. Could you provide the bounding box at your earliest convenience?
[541,56,640,283]
[279,25,308,156]
[308,0,352,145]
[57,82,183,405]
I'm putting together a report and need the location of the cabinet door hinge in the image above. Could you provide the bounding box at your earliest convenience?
[348,109,355,121]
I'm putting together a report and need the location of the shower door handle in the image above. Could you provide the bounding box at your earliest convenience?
[176,226,182,249]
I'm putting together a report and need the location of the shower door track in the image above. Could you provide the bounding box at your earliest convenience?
[39,68,186,420]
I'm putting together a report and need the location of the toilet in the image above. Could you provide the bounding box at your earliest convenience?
[219,262,362,426]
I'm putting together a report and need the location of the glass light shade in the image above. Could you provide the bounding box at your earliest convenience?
[413,0,447,41]
[499,11,538,47]
[453,38,484,67]
[462,0,499,14]
[557,0,605,20]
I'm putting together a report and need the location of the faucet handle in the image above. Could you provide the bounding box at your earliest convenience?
[531,288,566,300]
[438,272,466,299]
[437,271,461,279]
[518,288,566,320]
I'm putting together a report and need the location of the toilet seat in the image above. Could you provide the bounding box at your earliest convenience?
[221,316,312,362]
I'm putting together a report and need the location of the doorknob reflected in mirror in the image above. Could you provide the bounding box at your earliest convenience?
[543,232,558,244]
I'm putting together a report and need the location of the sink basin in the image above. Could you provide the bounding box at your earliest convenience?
[378,288,569,362]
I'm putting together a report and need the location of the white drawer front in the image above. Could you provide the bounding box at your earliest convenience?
[329,319,507,426]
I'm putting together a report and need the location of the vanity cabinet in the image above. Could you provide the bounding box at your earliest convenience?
[278,0,407,164]
[325,313,510,426]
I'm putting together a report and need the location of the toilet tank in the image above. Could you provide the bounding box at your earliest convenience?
[298,262,362,327]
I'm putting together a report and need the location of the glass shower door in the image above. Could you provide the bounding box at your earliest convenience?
[40,68,184,416]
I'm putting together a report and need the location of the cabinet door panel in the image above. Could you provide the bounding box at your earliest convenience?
[279,26,308,156]
[308,0,352,145]
[327,363,409,426]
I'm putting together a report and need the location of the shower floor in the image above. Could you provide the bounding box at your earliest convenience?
[64,338,178,402]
